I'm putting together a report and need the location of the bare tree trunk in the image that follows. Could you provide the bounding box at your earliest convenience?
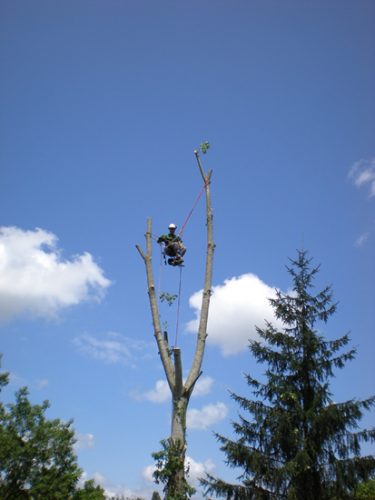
[136,150,214,497]
[171,348,189,492]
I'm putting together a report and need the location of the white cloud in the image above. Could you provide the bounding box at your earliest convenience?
[355,232,370,248]
[74,332,152,367]
[137,379,171,403]
[187,273,280,356]
[75,433,95,451]
[0,226,111,323]
[35,378,49,389]
[84,457,214,500]
[8,371,26,388]
[91,472,106,483]
[143,456,215,488]
[7,373,49,391]
[142,464,156,482]
[89,470,155,500]
[186,456,215,485]
[133,375,214,403]
[192,375,214,397]
[348,158,375,198]
[187,402,228,430]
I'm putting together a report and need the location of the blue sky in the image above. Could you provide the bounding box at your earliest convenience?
[1,0,374,497]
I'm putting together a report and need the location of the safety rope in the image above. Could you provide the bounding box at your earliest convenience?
[178,181,207,237]
[156,181,207,346]
[174,265,183,347]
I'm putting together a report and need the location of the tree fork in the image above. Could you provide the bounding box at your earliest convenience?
[136,219,175,390]
[136,148,214,496]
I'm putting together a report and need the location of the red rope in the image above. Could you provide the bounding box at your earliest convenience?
[172,181,207,345]
[178,182,207,237]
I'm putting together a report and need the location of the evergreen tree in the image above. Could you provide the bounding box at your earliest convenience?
[202,251,375,500]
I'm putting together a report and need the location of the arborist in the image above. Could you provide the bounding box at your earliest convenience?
[157,223,186,266]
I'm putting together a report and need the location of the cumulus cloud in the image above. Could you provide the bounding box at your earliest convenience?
[142,464,156,482]
[348,158,375,198]
[75,433,95,451]
[191,375,214,397]
[143,456,215,487]
[136,379,171,403]
[132,376,214,403]
[0,226,110,322]
[74,332,152,367]
[187,273,280,356]
[186,456,216,485]
[86,470,155,500]
[187,402,228,430]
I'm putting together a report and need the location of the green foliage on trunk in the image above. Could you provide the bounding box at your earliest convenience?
[202,251,375,500]
[152,438,196,500]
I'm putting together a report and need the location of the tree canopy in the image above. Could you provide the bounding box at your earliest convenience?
[202,251,375,500]
[0,360,105,499]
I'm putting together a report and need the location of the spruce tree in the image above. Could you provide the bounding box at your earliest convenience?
[202,251,375,500]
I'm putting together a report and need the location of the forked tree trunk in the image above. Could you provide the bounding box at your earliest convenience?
[136,150,214,497]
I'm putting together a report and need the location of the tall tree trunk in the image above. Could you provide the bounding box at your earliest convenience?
[136,149,214,497]
[169,348,190,493]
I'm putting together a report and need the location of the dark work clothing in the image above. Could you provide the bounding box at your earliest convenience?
[157,232,186,259]
[157,232,182,244]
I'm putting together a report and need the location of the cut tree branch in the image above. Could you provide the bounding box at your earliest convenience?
[136,219,175,390]
[184,150,214,394]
